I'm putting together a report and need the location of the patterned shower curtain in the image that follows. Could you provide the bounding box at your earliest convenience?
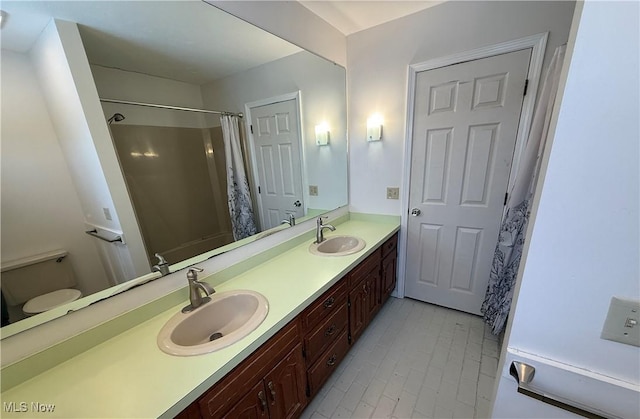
[220,115,257,240]
[481,45,566,335]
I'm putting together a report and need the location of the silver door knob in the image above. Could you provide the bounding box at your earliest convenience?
[410,208,421,216]
[293,200,302,207]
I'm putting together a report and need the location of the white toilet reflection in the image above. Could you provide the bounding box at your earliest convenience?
[1,250,82,319]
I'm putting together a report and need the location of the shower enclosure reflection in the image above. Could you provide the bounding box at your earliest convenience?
[107,109,242,265]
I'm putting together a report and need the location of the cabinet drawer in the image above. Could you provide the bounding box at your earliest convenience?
[302,279,347,331]
[381,233,398,258]
[304,302,347,365]
[348,249,381,288]
[307,330,350,397]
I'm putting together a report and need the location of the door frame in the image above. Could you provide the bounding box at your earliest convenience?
[244,91,307,231]
[397,32,548,298]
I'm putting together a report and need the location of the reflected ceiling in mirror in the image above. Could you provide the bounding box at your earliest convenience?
[0,1,347,337]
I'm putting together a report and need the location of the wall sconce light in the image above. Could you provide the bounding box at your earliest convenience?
[315,122,330,146]
[367,113,383,142]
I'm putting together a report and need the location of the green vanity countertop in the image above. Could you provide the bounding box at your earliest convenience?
[0,217,399,418]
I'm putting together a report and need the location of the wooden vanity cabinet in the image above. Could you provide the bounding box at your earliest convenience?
[195,320,307,419]
[223,345,306,419]
[380,234,398,305]
[301,280,349,398]
[263,347,307,418]
[348,248,382,344]
[302,280,349,365]
[223,381,267,418]
[306,330,349,396]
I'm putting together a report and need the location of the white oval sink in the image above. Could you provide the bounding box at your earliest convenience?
[157,290,268,356]
[309,235,366,257]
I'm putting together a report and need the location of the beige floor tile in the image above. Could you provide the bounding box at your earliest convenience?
[301,297,502,419]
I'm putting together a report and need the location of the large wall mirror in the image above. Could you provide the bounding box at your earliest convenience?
[0,1,347,336]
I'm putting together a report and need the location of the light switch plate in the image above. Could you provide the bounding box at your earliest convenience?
[103,207,112,221]
[309,185,318,196]
[387,187,400,200]
[601,297,640,347]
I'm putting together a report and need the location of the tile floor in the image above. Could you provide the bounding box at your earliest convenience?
[300,297,502,419]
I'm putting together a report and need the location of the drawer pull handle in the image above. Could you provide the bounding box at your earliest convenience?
[258,390,267,412]
[363,284,368,295]
[327,354,337,366]
[325,324,337,336]
[267,381,276,405]
[323,297,335,308]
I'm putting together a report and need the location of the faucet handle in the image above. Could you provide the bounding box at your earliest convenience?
[187,266,204,281]
[154,253,167,264]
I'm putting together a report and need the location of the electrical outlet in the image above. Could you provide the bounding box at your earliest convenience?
[601,297,640,347]
[386,187,400,200]
[103,207,112,221]
[309,185,318,196]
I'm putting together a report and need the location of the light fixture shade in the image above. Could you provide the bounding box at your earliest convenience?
[315,122,330,146]
[367,114,383,142]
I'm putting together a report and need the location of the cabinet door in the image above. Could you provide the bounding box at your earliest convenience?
[381,251,397,304]
[198,320,301,418]
[263,344,307,419]
[366,268,381,319]
[224,381,269,419]
[349,278,368,344]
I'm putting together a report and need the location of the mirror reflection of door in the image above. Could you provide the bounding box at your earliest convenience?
[249,99,305,230]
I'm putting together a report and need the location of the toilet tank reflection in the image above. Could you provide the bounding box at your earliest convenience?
[1,250,81,324]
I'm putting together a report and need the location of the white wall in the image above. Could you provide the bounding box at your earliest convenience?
[30,20,149,278]
[0,50,111,297]
[91,65,207,129]
[201,51,348,211]
[492,1,639,416]
[209,0,347,67]
[347,0,576,215]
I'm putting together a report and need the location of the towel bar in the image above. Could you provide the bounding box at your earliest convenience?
[85,229,123,243]
[509,361,617,419]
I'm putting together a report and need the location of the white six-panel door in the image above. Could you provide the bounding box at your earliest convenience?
[249,99,305,230]
[405,49,531,315]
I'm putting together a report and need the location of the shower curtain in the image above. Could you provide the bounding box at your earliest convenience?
[481,45,566,335]
[220,115,257,240]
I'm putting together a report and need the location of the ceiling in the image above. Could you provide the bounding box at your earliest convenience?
[0,1,445,84]
[299,1,444,35]
[0,1,301,85]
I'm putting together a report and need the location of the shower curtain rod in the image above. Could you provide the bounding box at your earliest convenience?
[99,98,243,117]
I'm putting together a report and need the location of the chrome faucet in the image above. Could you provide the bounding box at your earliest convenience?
[315,216,336,244]
[151,253,170,276]
[281,214,296,226]
[182,267,215,313]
